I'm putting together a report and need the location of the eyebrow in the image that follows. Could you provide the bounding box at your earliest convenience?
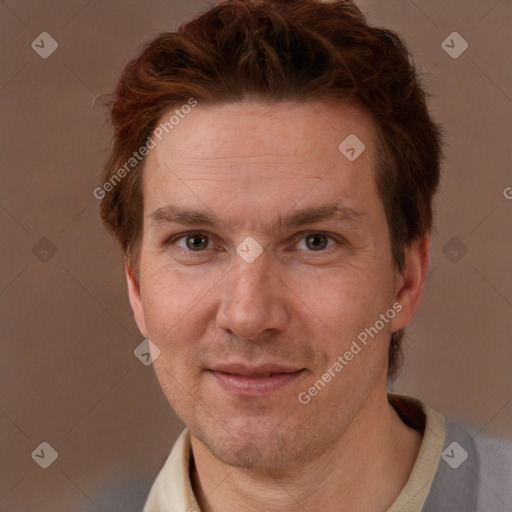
[149,202,363,233]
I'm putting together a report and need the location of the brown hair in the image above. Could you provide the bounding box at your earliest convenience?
[99,0,443,379]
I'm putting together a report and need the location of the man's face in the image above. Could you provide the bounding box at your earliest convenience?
[128,99,409,471]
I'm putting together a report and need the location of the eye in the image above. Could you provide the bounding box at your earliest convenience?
[174,232,214,251]
[167,231,339,254]
[296,233,336,251]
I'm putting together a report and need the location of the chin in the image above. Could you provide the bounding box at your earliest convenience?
[191,415,323,473]
[208,437,296,472]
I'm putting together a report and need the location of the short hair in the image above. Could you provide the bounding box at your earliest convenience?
[99,0,443,379]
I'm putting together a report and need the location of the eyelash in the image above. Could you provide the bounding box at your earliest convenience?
[165,231,341,255]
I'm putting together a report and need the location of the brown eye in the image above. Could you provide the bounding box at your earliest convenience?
[306,234,327,251]
[170,232,210,253]
[304,233,330,251]
[186,234,209,250]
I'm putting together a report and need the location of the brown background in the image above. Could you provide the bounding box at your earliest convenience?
[1,0,511,510]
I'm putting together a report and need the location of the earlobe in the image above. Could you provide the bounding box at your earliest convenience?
[390,234,431,333]
[125,256,148,337]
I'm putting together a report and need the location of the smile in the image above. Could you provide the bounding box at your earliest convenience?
[208,365,306,396]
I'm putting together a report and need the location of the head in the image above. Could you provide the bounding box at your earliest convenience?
[99,0,442,471]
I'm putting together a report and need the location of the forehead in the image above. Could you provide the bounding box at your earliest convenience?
[147,99,375,162]
[142,99,380,222]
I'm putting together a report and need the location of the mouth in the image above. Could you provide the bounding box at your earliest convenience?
[208,364,306,396]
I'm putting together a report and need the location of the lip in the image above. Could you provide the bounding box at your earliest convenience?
[208,363,306,396]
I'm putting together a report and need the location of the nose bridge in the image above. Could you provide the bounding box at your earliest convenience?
[216,252,289,338]
[227,253,273,310]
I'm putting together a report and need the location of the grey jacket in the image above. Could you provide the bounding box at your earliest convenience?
[422,418,512,511]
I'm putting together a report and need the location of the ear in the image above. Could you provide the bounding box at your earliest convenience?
[125,256,148,337]
[390,233,430,333]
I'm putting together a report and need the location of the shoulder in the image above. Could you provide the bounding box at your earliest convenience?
[439,417,512,512]
[388,394,512,511]
[473,433,512,511]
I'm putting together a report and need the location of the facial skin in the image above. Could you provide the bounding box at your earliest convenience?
[127,99,429,511]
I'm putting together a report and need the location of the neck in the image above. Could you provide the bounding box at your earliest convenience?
[191,390,422,512]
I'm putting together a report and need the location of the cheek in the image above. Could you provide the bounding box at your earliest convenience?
[140,263,222,339]
[141,268,211,407]
[288,263,391,337]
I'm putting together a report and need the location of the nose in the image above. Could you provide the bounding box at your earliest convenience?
[216,253,290,341]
